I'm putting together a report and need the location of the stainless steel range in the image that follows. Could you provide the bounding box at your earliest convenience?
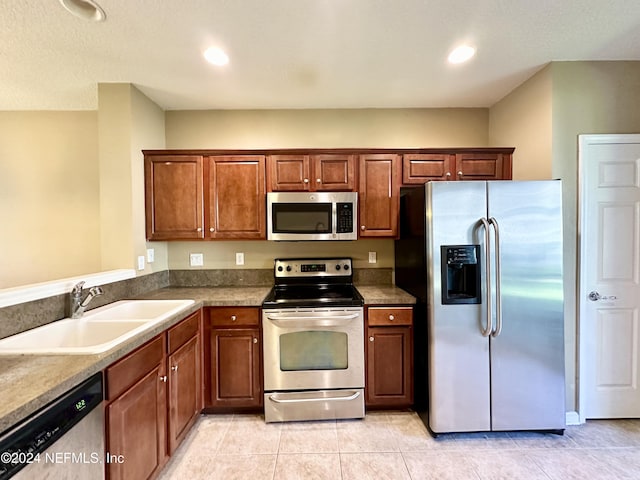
[262,258,365,423]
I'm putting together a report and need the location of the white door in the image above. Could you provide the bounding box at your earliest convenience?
[579,134,640,419]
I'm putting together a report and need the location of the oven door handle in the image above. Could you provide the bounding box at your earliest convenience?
[267,391,361,403]
[265,313,360,327]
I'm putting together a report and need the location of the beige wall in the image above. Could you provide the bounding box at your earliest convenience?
[489,66,553,180]
[165,108,489,149]
[164,107,490,269]
[98,84,167,275]
[0,111,101,288]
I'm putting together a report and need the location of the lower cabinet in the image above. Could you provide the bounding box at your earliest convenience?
[105,309,202,480]
[204,307,263,410]
[365,306,413,408]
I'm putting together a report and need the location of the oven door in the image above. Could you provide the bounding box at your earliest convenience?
[262,308,364,391]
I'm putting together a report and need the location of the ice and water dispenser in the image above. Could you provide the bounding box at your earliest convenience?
[440,245,481,304]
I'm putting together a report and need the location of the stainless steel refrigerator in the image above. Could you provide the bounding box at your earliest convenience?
[395,180,565,435]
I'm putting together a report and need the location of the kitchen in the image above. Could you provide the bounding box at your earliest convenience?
[2,1,640,479]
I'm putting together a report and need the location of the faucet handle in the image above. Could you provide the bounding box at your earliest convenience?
[71,281,85,294]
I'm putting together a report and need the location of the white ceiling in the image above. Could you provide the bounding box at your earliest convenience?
[2,0,640,111]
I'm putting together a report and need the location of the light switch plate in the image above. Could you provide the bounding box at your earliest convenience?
[190,253,204,267]
[146,248,155,263]
[137,255,145,271]
[235,252,245,265]
[368,251,377,263]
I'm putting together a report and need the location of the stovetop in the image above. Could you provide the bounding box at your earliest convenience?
[262,258,364,308]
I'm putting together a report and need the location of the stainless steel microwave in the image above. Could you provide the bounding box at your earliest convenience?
[267,192,358,241]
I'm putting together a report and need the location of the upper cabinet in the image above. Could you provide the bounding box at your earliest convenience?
[145,155,205,240]
[359,153,401,238]
[402,149,513,185]
[144,153,266,240]
[207,156,266,239]
[268,154,357,191]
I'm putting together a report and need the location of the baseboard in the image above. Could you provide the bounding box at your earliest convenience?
[566,411,581,425]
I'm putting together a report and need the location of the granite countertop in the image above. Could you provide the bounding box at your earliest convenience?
[0,284,414,434]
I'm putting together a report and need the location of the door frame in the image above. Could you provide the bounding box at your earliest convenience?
[577,133,640,423]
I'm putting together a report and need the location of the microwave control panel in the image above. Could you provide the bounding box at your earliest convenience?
[336,203,354,233]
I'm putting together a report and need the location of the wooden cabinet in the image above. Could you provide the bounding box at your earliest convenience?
[105,310,202,480]
[358,153,401,238]
[204,307,262,410]
[106,336,168,480]
[402,149,513,185]
[166,311,202,454]
[145,155,205,240]
[365,306,413,408]
[268,154,356,191]
[207,155,266,239]
[144,153,266,240]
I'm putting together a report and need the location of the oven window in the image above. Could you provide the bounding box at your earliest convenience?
[272,203,332,233]
[280,331,348,370]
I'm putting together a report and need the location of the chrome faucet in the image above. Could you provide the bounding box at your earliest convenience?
[70,281,104,318]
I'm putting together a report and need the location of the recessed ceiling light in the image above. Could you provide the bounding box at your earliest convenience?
[204,47,230,66]
[448,45,476,64]
[59,0,106,22]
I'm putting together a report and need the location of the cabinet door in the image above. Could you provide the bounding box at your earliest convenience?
[268,155,311,191]
[455,153,512,180]
[207,156,266,239]
[107,365,167,480]
[207,329,262,408]
[312,154,357,191]
[402,154,455,184]
[358,153,400,237]
[168,334,201,454]
[366,326,413,407]
[145,155,204,240]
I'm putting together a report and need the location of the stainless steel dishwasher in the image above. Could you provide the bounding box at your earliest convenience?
[0,372,105,480]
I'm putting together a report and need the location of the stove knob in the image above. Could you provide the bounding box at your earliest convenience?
[286,266,292,272]
[343,264,350,271]
[277,266,283,272]
[335,265,341,271]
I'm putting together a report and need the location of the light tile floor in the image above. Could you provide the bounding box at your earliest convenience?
[159,412,640,480]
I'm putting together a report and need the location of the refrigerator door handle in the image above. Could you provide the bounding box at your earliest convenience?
[480,217,493,337]
[489,217,503,337]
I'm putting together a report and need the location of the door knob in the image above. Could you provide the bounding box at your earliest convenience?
[589,291,617,301]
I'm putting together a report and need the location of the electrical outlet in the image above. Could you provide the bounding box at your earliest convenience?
[235,252,245,266]
[190,253,204,267]
[137,255,146,271]
[146,248,155,263]
[368,251,377,264]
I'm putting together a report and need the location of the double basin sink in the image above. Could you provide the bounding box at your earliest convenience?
[0,299,195,355]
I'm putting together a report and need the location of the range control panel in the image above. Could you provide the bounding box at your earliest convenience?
[274,258,352,278]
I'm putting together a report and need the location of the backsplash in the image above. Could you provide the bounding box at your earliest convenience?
[0,267,392,340]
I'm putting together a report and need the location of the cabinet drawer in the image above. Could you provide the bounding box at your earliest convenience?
[367,307,413,326]
[106,335,165,400]
[208,307,260,327]
[168,310,201,354]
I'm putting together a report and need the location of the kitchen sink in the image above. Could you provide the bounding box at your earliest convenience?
[0,299,195,355]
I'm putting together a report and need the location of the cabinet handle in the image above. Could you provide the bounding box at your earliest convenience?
[253,337,258,344]
[457,171,463,179]
[171,365,178,372]
[210,227,215,232]
[159,375,167,383]
[303,178,309,184]
[231,315,237,321]
[316,178,321,183]
[361,225,365,231]
[446,172,451,178]
[389,314,395,321]
[196,227,202,232]
[369,336,374,342]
